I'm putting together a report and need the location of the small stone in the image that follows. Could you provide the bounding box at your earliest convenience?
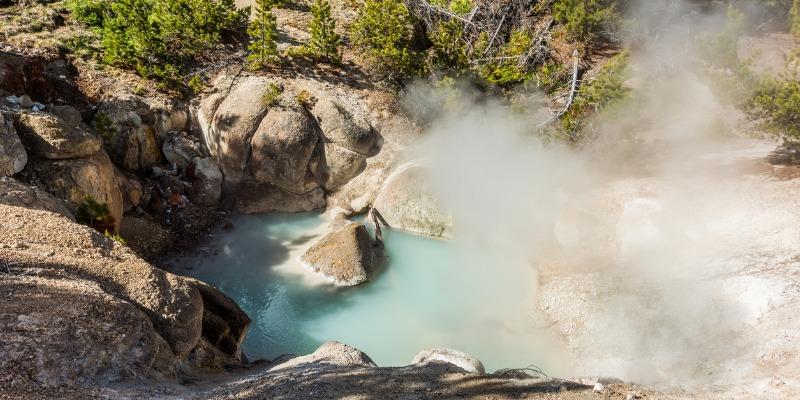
[593,382,604,393]
[19,94,33,108]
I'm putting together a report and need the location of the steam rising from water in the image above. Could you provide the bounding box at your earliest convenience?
[403,0,794,389]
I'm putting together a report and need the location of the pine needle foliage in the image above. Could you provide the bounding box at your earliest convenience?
[306,0,341,62]
[248,0,280,69]
[67,0,246,86]
[350,0,419,80]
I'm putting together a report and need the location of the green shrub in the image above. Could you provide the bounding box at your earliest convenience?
[104,230,127,245]
[552,0,616,44]
[296,89,317,107]
[350,0,420,80]
[188,74,204,94]
[68,0,247,85]
[76,196,116,234]
[261,83,283,106]
[746,66,800,140]
[428,19,468,71]
[248,0,280,69]
[66,0,109,27]
[480,29,533,86]
[561,51,630,137]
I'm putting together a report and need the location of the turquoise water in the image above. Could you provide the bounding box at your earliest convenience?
[181,213,569,373]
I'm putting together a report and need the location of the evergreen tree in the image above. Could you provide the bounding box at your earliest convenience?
[248,0,279,69]
[306,0,341,63]
[350,0,418,79]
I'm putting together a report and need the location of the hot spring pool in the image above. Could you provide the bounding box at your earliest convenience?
[178,213,569,373]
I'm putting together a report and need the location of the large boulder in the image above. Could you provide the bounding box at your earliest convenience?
[0,176,74,220]
[373,164,452,238]
[299,221,376,287]
[271,341,376,371]
[0,271,175,388]
[187,157,223,207]
[26,151,124,232]
[0,111,26,176]
[235,181,325,214]
[247,107,319,193]
[0,204,249,367]
[411,348,486,374]
[309,141,367,191]
[311,95,381,156]
[13,111,101,159]
[206,77,272,190]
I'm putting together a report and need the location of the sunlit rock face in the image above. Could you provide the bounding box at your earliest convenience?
[374,163,452,238]
[195,76,380,213]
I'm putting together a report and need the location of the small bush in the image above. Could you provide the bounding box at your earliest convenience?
[104,230,127,245]
[188,74,204,94]
[552,0,616,44]
[480,29,533,86]
[76,196,116,233]
[428,19,469,71]
[296,89,317,107]
[66,0,109,27]
[261,83,283,106]
[745,65,800,140]
[560,51,630,138]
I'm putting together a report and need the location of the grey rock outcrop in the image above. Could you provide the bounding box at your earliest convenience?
[0,111,26,176]
[271,341,377,371]
[48,104,82,128]
[299,221,376,286]
[162,132,202,169]
[205,76,272,190]
[0,204,250,387]
[114,168,142,213]
[374,164,452,238]
[247,107,319,193]
[195,77,382,213]
[312,94,381,156]
[412,348,486,374]
[187,157,223,207]
[13,111,101,159]
[27,151,124,232]
[0,271,177,388]
[95,97,188,171]
[310,141,367,191]
[0,176,74,219]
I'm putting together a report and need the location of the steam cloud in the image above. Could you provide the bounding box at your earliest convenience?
[401,0,794,389]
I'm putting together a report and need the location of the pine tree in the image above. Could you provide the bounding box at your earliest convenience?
[248,0,279,69]
[306,0,341,63]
